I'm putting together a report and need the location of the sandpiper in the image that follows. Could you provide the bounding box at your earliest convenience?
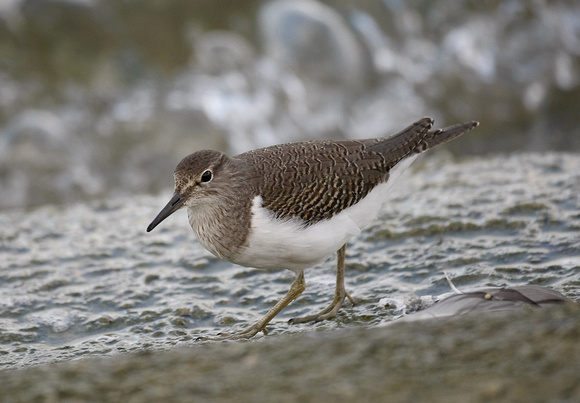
[147,117,478,339]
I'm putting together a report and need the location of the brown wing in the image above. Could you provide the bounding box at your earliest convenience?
[235,118,437,224]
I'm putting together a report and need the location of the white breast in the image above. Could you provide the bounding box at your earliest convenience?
[233,155,418,272]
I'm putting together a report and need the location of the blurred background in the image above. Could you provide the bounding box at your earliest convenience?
[1,0,579,210]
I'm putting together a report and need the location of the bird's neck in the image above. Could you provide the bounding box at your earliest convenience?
[187,172,256,263]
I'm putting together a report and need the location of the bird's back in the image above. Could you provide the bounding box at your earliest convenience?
[236,117,476,225]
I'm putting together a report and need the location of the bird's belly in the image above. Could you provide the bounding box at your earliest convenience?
[234,214,350,272]
[234,177,400,272]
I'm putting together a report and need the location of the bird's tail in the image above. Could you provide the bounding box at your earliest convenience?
[365,118,478,158]
[420,121,479,151]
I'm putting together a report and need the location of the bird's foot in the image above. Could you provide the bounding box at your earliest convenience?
[197,323,269,341]
[288,290,354,324]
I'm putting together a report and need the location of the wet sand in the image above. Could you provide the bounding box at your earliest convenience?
[1,301,578,402]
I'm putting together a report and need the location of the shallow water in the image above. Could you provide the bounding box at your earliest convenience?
[1,152,579,370]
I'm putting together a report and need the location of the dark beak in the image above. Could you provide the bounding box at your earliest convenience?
[147,193,187,232]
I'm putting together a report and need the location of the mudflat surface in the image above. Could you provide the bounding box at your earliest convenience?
[0,302,578,402]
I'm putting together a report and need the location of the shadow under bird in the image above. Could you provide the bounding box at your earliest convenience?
[147,117,479,339]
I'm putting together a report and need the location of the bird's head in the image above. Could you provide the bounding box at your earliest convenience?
[146,150,229,232]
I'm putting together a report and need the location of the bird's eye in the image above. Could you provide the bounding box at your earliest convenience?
[201,170,212,183]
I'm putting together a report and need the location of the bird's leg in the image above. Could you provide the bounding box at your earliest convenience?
[289,243,354,324]
[201,271,307,340]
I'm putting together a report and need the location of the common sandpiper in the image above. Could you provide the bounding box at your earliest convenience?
[147,117,479,339]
